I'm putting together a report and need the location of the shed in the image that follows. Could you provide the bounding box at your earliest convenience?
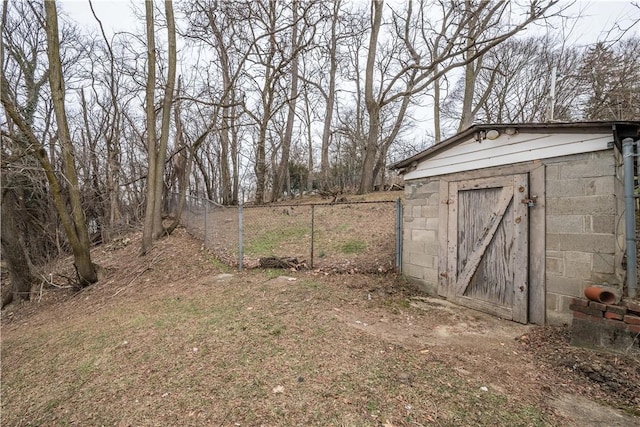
[390,122,640,325]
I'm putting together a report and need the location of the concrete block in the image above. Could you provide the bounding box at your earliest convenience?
[546,250,564,258]
[547,215,583,233]
[546,292,560,311]
[571,304,603,317]
[412,180,439,195]
[547,310,573,326]
[545,164,560,180]
[546,179,585,198]
[571,317,640,355]
[565,260,593,279]
[589,216,615,234]
[425,217,439,230]
[566,251,593,263]
[585,177,615,196]
[558,294,575,312]
[406,217,427,230]
[559,154,615,179]
[426,192,440,206]
[423,242,438,256]
[422,205,439,218]
[546,195,616,216]
[411,229,436,242]
[546,256,565,275]
[546,233,615,253]
[404,263,425,280]
[546,276,584,297]
[424,268,439,285]
[408,252,436,268]
[592,253,615,274]
[404,240,425,254]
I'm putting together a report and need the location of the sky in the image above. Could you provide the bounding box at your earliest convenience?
[59,0,640,42]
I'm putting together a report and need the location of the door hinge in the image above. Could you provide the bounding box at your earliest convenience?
[521,196,537,207]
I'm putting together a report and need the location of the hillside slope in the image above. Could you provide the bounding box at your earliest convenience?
[1,228,638,426]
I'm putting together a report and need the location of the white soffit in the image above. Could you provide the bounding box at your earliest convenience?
[404,132,612,181]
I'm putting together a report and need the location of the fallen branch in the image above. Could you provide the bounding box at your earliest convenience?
[258,256,307,270]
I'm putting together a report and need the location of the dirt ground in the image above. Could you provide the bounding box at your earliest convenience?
[1,229,639,426]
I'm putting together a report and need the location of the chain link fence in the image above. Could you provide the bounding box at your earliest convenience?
[176,194,403,273]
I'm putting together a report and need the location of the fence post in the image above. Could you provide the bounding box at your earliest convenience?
[310,204,315,269]
[204,199,208,247]
[395,198,403,273]
[238,200,244,271]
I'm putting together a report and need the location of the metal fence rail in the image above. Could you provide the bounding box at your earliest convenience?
[177,195,403,273]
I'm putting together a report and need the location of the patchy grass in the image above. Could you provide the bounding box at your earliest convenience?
[2,229,638,426]
[245,226,309,256]
[340,239,367,254]
[0,275,553,426]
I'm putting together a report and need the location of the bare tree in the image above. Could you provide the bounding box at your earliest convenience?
[1,0,99,286]
[358,0,568,193]
[141,0,177,255]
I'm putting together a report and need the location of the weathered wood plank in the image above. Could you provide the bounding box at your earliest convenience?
[528,165,546,325]
[454,186,513,296]
[438,179,449,297]
[456,175,514,191]
[449,295,513,320]
[446,182,458,299]
[465,199,513,306]
[512,174,529,324]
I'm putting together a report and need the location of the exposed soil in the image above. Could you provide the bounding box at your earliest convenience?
[1,228,639,426]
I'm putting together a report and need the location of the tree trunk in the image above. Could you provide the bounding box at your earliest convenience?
[359,0,384,194]
[254,0,277,204]
[155,0,176,235]
[458,0,480,132]
[271,0,299,202]
[433,64,442,143]
[44,0,97,285]
[320,0,340,189]
[1,186,36,307]
[141,0,176,253]
[141,0,158,255]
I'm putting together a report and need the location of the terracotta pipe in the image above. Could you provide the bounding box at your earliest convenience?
[584,286,616,305]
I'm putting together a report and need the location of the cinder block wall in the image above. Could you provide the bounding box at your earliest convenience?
[403,178,441,295]
[543,150,622,325]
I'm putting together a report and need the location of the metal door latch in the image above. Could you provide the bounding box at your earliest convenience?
[521,196,537,207]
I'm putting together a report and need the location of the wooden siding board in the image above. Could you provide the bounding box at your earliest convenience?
[438,179,449,296]
[446,182,459,299]
[529,165,546,325]
[404,133,611,181]
[512,174,529,324]
[454,295,513,320]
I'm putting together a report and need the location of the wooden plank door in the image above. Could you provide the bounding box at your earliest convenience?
[445,174,529,323]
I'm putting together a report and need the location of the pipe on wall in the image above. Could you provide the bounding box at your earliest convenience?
[622,137,637,298]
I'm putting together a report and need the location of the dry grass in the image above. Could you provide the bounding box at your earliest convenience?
[1,228,638,426]
[182,191,401,272]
